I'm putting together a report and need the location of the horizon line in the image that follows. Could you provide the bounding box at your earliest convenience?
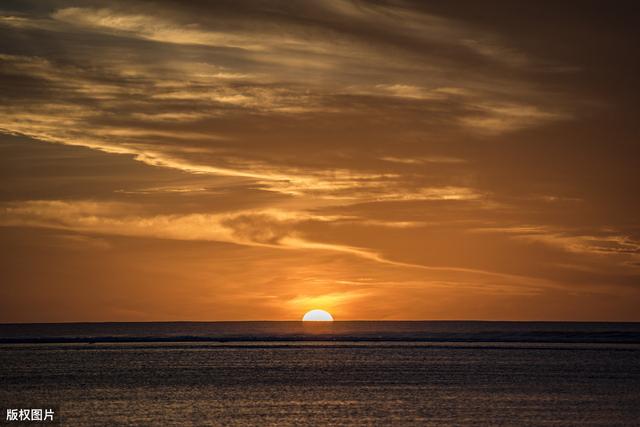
[2,319,640,326]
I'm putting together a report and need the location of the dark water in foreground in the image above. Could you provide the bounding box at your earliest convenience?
[1,322,639,426]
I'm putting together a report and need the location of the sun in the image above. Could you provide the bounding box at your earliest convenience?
[302,309,334,322]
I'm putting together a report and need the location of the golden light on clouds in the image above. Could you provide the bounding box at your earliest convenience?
[0,0,639,322]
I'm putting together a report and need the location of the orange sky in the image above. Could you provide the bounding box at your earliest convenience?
[1,1,639,322]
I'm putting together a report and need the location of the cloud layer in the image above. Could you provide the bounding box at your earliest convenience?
[1,0,639,321]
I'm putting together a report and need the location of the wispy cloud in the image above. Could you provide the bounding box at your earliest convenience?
[52,7,265,50]
[0,1,576,207]
[0,200,395,258]
[471,225,640,271]
[2,0,637,321]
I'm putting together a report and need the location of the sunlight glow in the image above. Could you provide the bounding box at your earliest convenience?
[302,309,334,322]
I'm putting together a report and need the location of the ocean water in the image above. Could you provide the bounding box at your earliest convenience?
[1,322,639,426]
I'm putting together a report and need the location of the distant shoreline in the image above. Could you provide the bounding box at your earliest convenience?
[2,320,640,345]
[2,320,640,326]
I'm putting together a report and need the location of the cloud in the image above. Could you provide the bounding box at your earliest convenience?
[0,199,559,291]
[0,1,577,208]
[3,0,638,321]
[380,156,467,165]
[0,200,391,258]
[518,231,640,258]
[470,225,640,271]
[52,7,264,50]
[461,103,568,134]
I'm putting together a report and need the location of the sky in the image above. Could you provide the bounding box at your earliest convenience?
[1,0,639,322]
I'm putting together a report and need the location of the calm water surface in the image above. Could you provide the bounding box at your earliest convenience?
[1,322,639,426]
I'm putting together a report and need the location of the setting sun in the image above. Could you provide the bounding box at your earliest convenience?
[302,309,334,322]
[1,1,637,425]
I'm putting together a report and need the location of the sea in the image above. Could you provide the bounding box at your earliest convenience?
[1,321,639,426]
